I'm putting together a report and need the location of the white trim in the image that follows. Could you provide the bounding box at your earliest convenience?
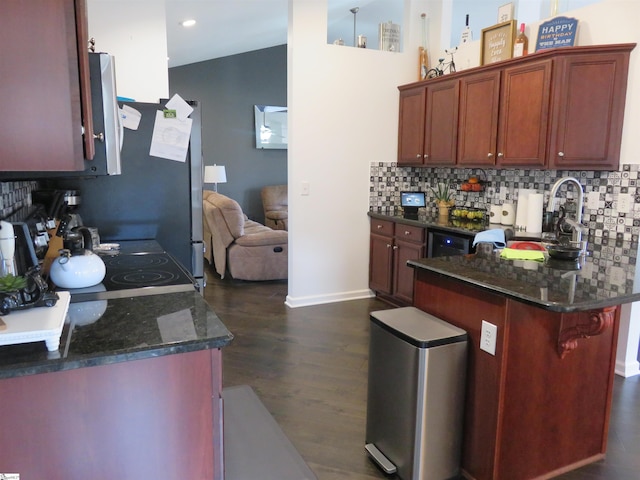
[285,289,374,308]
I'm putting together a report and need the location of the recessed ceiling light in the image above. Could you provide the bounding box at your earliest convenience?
[181,19,196,27]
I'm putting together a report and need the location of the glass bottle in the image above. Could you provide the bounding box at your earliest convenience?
[513,23,529,57]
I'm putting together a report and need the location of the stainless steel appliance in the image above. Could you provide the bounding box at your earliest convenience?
[427,230,473,258]
[366,307,467,480]
[50,101,205,289]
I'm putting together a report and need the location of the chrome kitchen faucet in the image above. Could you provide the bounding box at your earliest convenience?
[547,177,587,250]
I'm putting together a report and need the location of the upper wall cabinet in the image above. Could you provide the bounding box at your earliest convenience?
[398,43,635,170]
[398,77,458,167]
[0,0,93,173]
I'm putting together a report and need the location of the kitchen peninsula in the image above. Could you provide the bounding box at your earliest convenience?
[408,250,640,480]
[0,290,233,479]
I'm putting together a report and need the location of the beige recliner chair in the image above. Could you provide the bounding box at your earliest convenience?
[261,185,288,231]
[203,190,288,281]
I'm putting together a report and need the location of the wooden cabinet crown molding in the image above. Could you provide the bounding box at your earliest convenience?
[398,43,636,92]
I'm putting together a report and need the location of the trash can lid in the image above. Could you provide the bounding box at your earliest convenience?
[370,307,467,348]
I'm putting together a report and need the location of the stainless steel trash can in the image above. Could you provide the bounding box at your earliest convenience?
[365,307,467,480]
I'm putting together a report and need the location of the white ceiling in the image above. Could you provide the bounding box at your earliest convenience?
[165,0,388,67]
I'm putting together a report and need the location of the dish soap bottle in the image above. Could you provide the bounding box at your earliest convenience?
[513,23,529,57]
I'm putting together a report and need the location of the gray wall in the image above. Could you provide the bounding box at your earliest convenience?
[169,45,287,222]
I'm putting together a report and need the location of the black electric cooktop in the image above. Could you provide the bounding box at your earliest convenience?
[63,249,197,303]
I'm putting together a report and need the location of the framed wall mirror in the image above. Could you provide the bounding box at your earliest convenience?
[254,105,288,149]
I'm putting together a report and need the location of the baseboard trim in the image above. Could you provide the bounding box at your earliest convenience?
[615,359,640,377]
[285,289,374,308]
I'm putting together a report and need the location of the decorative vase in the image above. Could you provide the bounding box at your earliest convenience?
[438,205,451,218]
[437,200,454,219]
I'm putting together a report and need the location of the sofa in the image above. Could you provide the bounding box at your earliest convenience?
[203,190,288,281]
[261,185,288,231]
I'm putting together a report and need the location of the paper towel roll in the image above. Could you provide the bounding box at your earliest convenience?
[501,203,515,225]
[515,196,529,231]
[526,193,544,234]
[489,205,502,223]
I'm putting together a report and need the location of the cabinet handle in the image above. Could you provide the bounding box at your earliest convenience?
[497,152,503,157]
[424,154,429,159]
[377,225,383,229]
[487,153,494,158]
[558,151,565,157]
[386,243,392,249]
[404,230,411,236]
[93,132,105,142]
[416,154,421,158]
[392,245,398,250]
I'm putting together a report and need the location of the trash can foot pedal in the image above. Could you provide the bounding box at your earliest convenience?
[365,443,397,474]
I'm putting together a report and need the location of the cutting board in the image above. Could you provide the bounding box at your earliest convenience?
[0,291,71,351]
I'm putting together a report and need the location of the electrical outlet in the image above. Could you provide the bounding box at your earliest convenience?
[480,320,497,355]
[617,194,631,213]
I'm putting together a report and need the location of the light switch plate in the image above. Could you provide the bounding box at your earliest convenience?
[480,320,497,355]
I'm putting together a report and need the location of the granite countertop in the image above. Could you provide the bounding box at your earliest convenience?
[0,291,233,380]
[409,249,640,313]
[368,210,509,237]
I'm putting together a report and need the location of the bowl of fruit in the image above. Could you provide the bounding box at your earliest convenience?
[450,207,485,222]
[460,176,484,192]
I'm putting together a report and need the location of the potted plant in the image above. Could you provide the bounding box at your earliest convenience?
[0,274,27,315]
[430,183,455,217]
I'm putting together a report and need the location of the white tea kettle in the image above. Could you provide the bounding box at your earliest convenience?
[49,227,106,289]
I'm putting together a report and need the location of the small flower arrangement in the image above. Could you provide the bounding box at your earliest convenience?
[430,183,454,206]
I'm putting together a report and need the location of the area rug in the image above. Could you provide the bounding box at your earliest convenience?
[223,385,317,480]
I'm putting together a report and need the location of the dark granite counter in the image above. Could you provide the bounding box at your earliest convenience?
[409,249,640,313]
[0,291,233,379]
[368,210,512,237]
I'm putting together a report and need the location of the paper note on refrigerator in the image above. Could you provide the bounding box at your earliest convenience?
[149,110,192,162]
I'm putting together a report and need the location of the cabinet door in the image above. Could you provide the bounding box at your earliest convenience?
[0,0,90,172]
[369,233,393,294]
[457,70,501,166]
[393,238,424,304]
[549,51,631,170]
[497,59,552,168]
[424,78,459,166]
[398,86,426,165]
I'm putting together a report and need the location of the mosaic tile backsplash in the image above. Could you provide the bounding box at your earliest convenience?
[0,181,38,219]
[369,163,639,287]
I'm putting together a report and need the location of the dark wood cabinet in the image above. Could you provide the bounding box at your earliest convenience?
[414,271,620,480]
[496,59,552,168]
[457,70,501,166]
[548,46,632,170]
[0,349,224,479]
[369,220,394,294]
[397,87,426,165]
[398,43,634,170]
[369,218,425,305]
[424,78,459,166]
[398,78,458,166]
[0,0,94,172]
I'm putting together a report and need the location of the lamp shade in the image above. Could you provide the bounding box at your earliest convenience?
[204,165,227,184]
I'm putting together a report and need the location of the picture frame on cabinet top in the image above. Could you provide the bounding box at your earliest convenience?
[498,3,514,23]
[480,20,516,65]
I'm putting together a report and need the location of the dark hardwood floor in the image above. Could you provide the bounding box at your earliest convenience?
[203,271,640,480]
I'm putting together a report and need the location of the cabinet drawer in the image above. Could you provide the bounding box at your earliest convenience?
[371,219,394,236]
[395,224,425,243]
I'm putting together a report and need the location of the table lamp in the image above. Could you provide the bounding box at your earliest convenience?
[204,165,227,192]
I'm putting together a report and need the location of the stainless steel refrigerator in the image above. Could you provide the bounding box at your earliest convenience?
[51,100,205,289]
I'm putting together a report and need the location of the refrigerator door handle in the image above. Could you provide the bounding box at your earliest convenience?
[192,241,205,278]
